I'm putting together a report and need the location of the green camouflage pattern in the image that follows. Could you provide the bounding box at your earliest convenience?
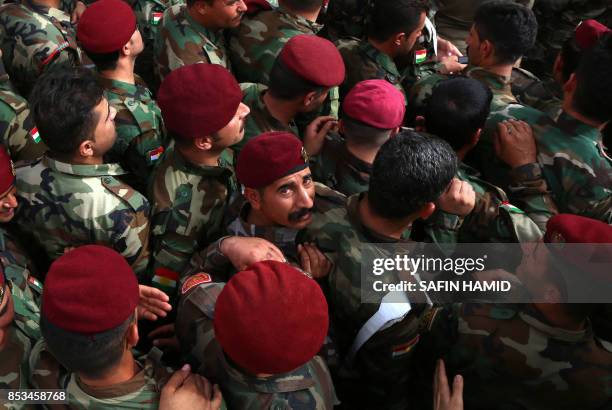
[153,3,230,82]
[29,342,173,409]
[175,280,338,409]
[228,6,322,84]
[149,146,236,289]
[0,226,41,306]
[511,68,563,120]
[14,156,151,278]
[320,0,372,41]
[419,303,612,410]
[99,75,167,194]
[0,0,81,97]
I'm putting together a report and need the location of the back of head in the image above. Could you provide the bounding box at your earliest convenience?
[559,20,611,83]
[368,130,457,219]
[367,0,430,42]
[29,67,104,155]
[279,0,322,13]
[473,0,537,65]
[425,77,492,151]
[572,33,612,123]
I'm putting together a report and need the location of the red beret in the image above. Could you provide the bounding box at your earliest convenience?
[77,0,136,54]
[157,64,242,139]
[0,146,15,197]
[214,261,328,374]
[575,19,611,50]
[245,0,272,14]
[279,34,345,87]
[42,245,138,334]
[343,80,405,129]
[236,131,308,188]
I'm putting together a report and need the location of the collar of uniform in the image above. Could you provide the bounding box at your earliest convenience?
[98,75,151,101]
[341,141,373,177]
[170,146,235,178]
[256,90,300,134]
[465,66,512,93]
[43,155,128,177]
[276,6,323,33]
[74,359,147,399]
[345,193,410,243]
[225,359,316,393]
[182,4,223,47]
[519,305,593,343]
[556,111,602,141]
[360,41,401,79]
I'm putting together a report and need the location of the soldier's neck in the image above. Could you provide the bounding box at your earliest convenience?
[78,350,139,388]
[100,58,136,85]
[50,152,104,166]
[533,303,587,331]
[177,145,221,167]
[262,92,298,127]
[358,195,412,240]
[561,101,606,130]
[345,141,377,165]
[367,38,396,59]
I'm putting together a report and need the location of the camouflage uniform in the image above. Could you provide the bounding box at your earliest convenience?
[0,0,82,97]
[99,75,167,194]
[320,0,372,41]
[511,72,563,120]
[29,342,173,409]
[153,3,230,82]
[0,60,47,162]
[149,146,236,293]
[0,226,41,300]
[419,303,612,410]
[15,156,151,278]
[228,6,322,84]
[176,281,338,409]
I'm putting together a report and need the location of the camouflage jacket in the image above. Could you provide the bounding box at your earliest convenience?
[419,303,612,410]
[228,6,322,84]
[511,69,563,121]
[176,280,338,409]
[149,146,236,294]
[0,225,41,304]
[99,75,167,194]
[0,61,47,162]
[310,132,370,196]
[320,0,372,41]
[533,111,612,223]
[133,0,184,45]
[154,3,230,82]
[15,156,151,278]
[29,343,173,410]
[0,0,81,97]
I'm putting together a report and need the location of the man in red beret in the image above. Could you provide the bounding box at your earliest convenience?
[304,79,405,196]
[236,34,345,157]
[176,260,337,409]
[149,63,250,296]
[77,0,167,194]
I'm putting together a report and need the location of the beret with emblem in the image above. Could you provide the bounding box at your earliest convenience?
[236,131,308,189]
[575,19,611,50]
[42,245,139,334]
[343,79,406,129]
[157,64,242,140]
[279,34,345,87]
[77,0,137,54]
[214,260,328,375]
[0,145,15,197]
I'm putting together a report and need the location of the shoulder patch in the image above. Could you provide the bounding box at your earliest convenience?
[181,272,212,295]
[0,90,28,115]
[101,176,149,211]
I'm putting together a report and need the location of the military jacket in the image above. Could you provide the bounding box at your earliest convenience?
[15,156,151,278]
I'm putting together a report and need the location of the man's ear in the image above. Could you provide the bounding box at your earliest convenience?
[390,126,401,137]
[416,202,436,220]
[193,0,211,15]
[414,115,427,132]
[125,319,139,348]
[243,187,263,210]
[393,32,405,47]
[193,135,214,151]
[302,91,319,108]
[481,39,494,61]
[78,139,96,158]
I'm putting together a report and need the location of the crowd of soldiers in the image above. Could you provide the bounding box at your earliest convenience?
[0,0,611,408]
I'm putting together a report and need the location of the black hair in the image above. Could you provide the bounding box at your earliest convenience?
[342,116,393,149]
[559,36,582,83]
[280,0,323,13]
[85,50,120,72]
[367,0,430,42]
[268,59,325,100]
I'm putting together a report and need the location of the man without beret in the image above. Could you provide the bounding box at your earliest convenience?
[77,0,167,194]
[149,64,250,296]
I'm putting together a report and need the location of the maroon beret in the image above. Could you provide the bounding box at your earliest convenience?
[77,0,137,54]
[157,64,242,139]
[279,34,345,87]
[575,20,611,50]
[0,146,15,197]
[236,131,308,188]
[245,0,272,14]
[343,79,405,129]
[42,245,139,334]
[214,261,328,375]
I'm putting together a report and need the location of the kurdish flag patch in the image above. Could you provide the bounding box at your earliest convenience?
[391,335,420,358]
[151,11,163,25]
[149,146,164,162]
[30,127,41,143]
[500,201,525,214]
[415,49,427,64]
[152,267,179,295]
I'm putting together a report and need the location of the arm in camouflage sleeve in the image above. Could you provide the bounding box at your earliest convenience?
[119,208,152,281]
[0,100,48,162]
[120,129,167,193]
[181,237,233,282]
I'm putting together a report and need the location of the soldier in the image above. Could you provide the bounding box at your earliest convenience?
[153,0,247,81]
[418,214,612,410]
[0,0,84,97]
[0,51,47,162]
[15,67,151,278]
[299,131,474,409]
[238,34,345,156]
[77,0,167,194]
[150,64,250,295]
[176,260,337,409]
[305,79,404,196]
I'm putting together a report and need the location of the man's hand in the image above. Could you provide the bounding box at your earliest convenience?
[298,242,332,279]
[303,116,338,156]
[71,1,87,24]
[220,236,286,271]
[494,120,537,168]
[159,364,223,410]
[137,285,172,321]
[149,323,179,353]
[437,178,476,217]
[437,37,462,59]
[433,359,464,410]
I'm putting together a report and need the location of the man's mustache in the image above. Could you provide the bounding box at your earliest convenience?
[288,207,313,222]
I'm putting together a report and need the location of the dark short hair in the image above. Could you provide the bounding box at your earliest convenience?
[473,0,537,65]
[41,313,135,379]
[268,59,325,100]
[342,116,393,148]
[29,67,104,155]
[425,77,493,151]
[572,33,612,123]
[367,0,430,42]
[85,50,120,72]
[368,131,457,219]
[280,0,322,13]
